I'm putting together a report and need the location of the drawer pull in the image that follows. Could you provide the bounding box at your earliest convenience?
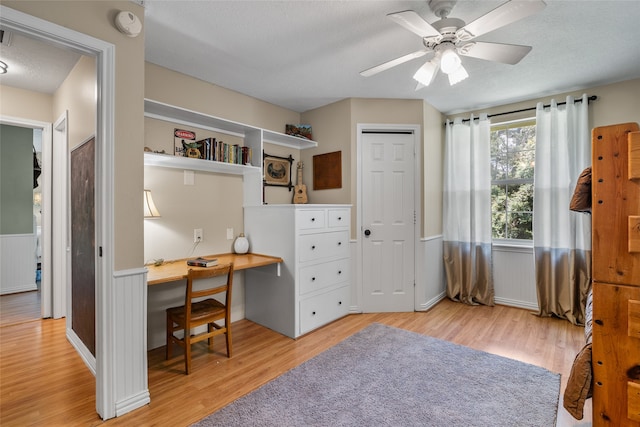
[337,216,342,220]
[338,270,342,275]
[311,277,316,281]
[337,241,342,246]
[311,218,315,222]
[311,245,316,250]
[312,311,316,316]
[338,301,342,305]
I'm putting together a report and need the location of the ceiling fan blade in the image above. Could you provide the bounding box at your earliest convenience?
[458,41,532,64]
[387,10,441,38]
[457,0,546,40]
[360,49,429,77]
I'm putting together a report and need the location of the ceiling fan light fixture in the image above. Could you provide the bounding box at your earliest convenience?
[447,64,469,85]
[440,49,462,74]
[413,60,438,87]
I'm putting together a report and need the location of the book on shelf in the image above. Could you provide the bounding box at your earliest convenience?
[186,257,218,267]
[187,137,252,166]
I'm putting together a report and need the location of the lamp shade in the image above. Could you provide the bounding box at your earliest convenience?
[144,189,161,218]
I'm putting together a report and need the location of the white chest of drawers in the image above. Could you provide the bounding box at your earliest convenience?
[244,205,351,338]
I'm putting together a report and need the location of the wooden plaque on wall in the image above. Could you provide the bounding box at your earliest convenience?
[313,151,342,190]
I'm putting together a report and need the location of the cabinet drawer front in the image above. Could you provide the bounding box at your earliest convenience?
[297,210,326,230]
[328,209,349,229]
[299,286,350,335]
[299,231,349,262]
[299,259,350,295]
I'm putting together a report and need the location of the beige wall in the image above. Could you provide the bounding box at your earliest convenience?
[4,1,147,270]
[445,78,640,129]
[145,63,300,133]
[0,85,53,122]
[300,98,351,205]
[422,101,444,237]
[53,55,96,149]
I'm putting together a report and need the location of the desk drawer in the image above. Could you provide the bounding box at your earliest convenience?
[299,231,349,262]
[299,285,350,335]
[297,210,326,230]
[299,259,350,295]
[328,209,349,229]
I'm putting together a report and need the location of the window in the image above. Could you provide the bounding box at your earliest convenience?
[490,119,536,240]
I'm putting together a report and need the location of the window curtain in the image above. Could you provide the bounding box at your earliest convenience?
[443,114,494,306]
[533,94,591,325]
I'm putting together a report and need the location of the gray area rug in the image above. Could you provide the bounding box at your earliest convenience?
[192,323,560,427]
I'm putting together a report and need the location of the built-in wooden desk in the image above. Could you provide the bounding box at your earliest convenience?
[146,253,283,285]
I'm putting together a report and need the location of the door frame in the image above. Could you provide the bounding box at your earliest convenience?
[355,123,422,313]
[0,116,53,315]
[0,5,116,419]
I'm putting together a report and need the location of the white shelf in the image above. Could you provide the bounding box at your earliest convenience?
[145,98,317,150]
[144,152,260,176]
[263,129,317,149]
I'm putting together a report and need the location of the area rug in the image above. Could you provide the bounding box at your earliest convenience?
[192,323,560,427]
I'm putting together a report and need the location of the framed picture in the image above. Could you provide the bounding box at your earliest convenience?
[263,153,293,190]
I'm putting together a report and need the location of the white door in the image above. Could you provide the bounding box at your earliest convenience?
[361,131,415,312]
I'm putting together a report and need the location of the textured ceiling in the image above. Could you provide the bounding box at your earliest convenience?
[143,0,640,114]
[2,1,640,115]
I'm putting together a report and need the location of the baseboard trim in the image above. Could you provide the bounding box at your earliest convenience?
[494,297,539,311]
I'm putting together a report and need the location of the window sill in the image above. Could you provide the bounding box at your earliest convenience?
[492,240,533,254]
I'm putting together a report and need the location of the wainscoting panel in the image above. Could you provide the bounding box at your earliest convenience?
[112,268,150,416]
[416,235,446,311]
[0,234,37,295]
[493,245,538,310]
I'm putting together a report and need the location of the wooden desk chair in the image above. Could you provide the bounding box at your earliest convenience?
[166,263,234,374]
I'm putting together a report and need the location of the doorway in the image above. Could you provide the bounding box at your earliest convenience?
[358,125,420,312]
[1,4,116,419]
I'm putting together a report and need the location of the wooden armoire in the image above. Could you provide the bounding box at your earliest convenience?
[591,122,640,426]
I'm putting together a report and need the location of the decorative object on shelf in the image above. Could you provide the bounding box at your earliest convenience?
[285,124,313,140]
[233,233,249,254]
[263,152,293,190]
[313,151,342,190]
[293,161,308,204]
[143,189,161,218]
[174,128,196,157]
[182,140,202,158]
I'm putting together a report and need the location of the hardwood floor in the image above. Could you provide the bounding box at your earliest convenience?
[0,295,592,426]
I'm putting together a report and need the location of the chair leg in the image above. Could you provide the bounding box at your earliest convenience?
[208,323,214,350]
[225,326,232,358]
[166,315,172,360]
[184,329,191,375]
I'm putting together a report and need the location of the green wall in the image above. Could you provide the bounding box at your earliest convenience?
[0,124,34,234]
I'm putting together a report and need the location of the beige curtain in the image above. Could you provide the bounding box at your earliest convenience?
[443,115,494,306]
[534,248,592,325]
[533,95,591,325]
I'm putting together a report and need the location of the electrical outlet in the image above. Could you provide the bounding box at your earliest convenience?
[226,228,234,240]
[194,228,203,243]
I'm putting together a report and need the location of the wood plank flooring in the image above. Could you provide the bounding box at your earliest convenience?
[0,294,592,426]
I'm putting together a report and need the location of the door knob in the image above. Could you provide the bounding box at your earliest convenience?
[364,229,371,236]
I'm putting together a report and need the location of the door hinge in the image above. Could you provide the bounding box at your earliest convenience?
[99,246,103,257]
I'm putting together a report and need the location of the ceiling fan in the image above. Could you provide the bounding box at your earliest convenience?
[360,0,546,88]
